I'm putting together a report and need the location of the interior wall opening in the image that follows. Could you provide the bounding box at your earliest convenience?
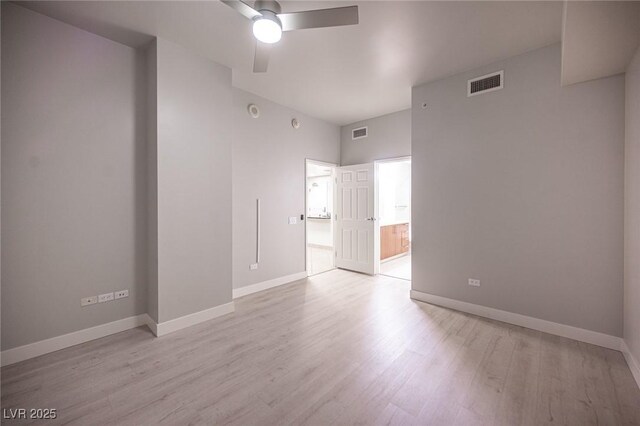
[377,158,411,280]
[305,160,337,276]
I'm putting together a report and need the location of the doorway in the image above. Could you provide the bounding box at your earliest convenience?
[305,160,337,276]
[376,158,411,280]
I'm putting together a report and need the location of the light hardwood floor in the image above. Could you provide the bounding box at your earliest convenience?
[2,269,639,425]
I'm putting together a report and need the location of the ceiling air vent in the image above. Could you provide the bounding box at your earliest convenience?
[468,71,504,97]
[352,126,368,140]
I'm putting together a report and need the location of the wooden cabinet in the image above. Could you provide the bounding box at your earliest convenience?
[380,223,410,260]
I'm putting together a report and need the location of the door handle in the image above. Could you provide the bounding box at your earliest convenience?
[366,217,376,221]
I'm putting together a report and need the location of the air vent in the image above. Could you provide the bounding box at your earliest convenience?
[352,127,368,140]
[468,71,504,97]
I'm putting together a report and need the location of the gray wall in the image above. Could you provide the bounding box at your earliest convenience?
[1,2,3,355]
[0,4,338,343]
[625,47,640,360]
[146,40,158,322]
[1,4,147,349]
[155,38,233,322]
[340,109,410,166]
[412,44,625,336]
[232,89,340,290]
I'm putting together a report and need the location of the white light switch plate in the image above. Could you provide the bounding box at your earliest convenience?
[98,292,114,303]
[468,279,480,287]
[288,217,297,225]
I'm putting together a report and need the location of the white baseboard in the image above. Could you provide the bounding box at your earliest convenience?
[381,252,409,263]
[1,314,149,367]
[149,302,235,337]
[621,340,640,389]
[233,271,308,299]
[410,290,622,351]
[144,314,158,336]
[1,301,237,365]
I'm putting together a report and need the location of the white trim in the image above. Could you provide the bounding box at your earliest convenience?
[410,290,621,351]
[374,155,411,164]
[1,302,238,365]
[381,252,410,263]
[305,159,338,169]
[621,340,640,389]
[1,314,150,367]
[150,302,235,337]
[144,314,158,336]
[233,271,308,299]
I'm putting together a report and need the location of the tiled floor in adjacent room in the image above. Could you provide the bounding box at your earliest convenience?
[380,254,411,281]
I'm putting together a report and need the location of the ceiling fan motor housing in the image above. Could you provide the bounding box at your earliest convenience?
[254,0,281,14]
[254,9,281,28]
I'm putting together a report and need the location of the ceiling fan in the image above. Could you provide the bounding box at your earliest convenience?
[222,0,359,72]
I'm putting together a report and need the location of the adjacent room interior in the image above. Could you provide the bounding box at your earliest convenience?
[305,160,336,276]
[378,158,411,281]
[2,0,640,424]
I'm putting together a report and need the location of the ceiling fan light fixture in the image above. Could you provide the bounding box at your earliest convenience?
[222,0,359,72]
[252,12,282,44]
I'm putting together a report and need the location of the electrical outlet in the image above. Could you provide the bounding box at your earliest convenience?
[468,278,480,287]
[98,292,114,303]
[288,217,297,225]
[115,289,129,300]
[81,296,97,307]
[250,263,258,270]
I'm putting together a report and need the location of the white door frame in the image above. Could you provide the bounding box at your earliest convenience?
[305,159,337,277]
[374,156,411,275]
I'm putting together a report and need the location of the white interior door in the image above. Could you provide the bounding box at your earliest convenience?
[335,163,377,275]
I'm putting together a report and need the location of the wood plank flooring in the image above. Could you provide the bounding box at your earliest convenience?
[2,269,639,425]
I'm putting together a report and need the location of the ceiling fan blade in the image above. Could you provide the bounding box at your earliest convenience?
[221,0,262,20]
[278,5,358,32]
[253,40,271,73]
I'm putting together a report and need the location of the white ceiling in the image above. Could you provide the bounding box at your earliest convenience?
[561,1,640,86]
[18,1,563,125]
